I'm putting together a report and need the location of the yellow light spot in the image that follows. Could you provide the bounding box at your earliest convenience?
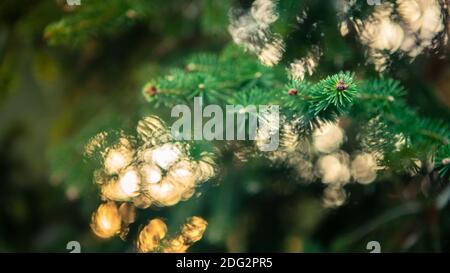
[323,186,347,208]
[163,235,189,253]
[181,216,208,244]
[90,202,122,239]
[118,168,141,196]
[146,179,182,206]
[136,218,168,253]
[140,163,162,184]
[170,161,197,188]
[148,144,182,170]
[351,152,380,184]
[317,152,351,185]
[162,216,208,253]
[313,122,345,153]
[101,168,141,202]
[103,138,134,175]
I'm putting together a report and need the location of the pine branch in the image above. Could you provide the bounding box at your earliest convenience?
[142,46,450,178]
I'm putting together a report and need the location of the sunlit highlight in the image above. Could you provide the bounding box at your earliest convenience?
[136,218,168,253]
[90,202,122,239]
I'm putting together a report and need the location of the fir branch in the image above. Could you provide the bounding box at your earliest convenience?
[309,71,357,116]
[142,46,449,177]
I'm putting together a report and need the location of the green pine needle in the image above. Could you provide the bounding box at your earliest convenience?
[309,71,357,116]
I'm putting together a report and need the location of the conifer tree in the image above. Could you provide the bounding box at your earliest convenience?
[1,0,449,252]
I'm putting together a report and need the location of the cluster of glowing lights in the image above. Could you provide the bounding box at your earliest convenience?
[229,0,327,80]
[86,116,213,251]
[135,218,168,253]
[136,216,208,253]
[90,201,208,253]
[260,119,382,208]
[314,122,383,207]
[228,0,284,67]
[317,152,351,186]
[90,202,122,239]
[86,115,216,208]
[313,122,345,154]
[351,152,381,185]
[341,0,446,72]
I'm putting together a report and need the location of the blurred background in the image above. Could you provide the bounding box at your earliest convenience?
[0,0,449,252]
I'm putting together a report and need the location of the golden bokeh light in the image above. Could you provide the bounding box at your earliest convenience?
[163,235,189,253]
[117,168,141,197]
[104,145,134,175]
[87,116,217,208]
[323,185,347,208]
[317,152,351,186]
[162,216,208,253]
[147,143,182,170]
[351,152,380,185]
[136,218,168,253]
[313,122,345,154]
[181,216,208,244]
[100,168,141,202]
[348,1,446,71]
[228,0,284,67]
[140,163,162,185]
[146,178,183,207]
[134,216,208,253]
[90,202,122,239]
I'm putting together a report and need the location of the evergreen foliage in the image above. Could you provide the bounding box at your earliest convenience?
[1,0,449,252]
